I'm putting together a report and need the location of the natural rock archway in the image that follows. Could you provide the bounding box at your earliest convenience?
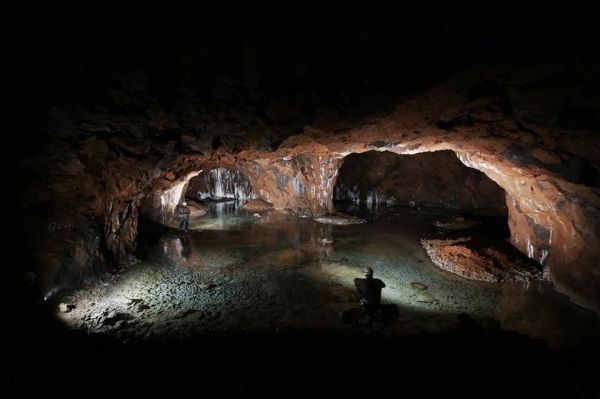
[187,167,256,202]
[333,150,507,213]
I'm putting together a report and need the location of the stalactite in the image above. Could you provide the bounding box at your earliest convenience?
[195,168,256,202]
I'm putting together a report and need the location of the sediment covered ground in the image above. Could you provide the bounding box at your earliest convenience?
[54,207,599,349]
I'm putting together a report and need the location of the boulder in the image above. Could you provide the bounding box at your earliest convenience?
[421,237,542,283]
[147,168,162,181]
[59,303,75,313]
[188,202,207,218]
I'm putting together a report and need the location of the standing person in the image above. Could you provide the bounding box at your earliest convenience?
[177,201,191,232]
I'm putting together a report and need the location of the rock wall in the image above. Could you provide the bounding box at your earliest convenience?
[334,150,507,212]
[140,170,202,227]
[238,153,340,216]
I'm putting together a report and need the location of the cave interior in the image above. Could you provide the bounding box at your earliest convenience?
[7,2,600,387]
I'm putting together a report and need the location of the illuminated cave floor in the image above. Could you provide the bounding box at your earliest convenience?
[57,204,600,348]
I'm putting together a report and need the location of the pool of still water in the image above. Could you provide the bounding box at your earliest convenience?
[60,201,600,347]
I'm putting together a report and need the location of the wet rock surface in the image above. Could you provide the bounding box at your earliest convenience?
[186,201,208,218]
[421,237,543,283]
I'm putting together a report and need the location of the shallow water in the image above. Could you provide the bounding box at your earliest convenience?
[60,201,600,347]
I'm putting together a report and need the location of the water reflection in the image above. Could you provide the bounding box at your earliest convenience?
[180,234,192,260]
[161,233,192,265]
[188,200,268,230]
[493,280,600,348]
[145,202,600,346]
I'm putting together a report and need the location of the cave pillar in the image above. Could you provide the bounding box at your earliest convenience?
[242,154,340,216]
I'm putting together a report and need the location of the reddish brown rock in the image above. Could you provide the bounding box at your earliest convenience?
[187,201,208,218]
[421,237,542,282]
[242,199,274,212]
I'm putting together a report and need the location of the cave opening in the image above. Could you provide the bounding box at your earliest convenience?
[183,167,257,219]
[334,150,508,222]
[333,150,545,282]
[186,167,255,203]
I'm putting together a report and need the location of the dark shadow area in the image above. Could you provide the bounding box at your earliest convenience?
[135,216,172,259]
[9,296,600,387]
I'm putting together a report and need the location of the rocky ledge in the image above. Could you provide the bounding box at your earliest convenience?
[421,237,543,283]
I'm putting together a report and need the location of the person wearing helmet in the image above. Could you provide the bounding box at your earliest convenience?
[354,266,386,305]
[340,267,397,327]
[177,201,191,232]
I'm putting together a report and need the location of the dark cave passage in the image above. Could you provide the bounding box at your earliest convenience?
[334,150,508,219]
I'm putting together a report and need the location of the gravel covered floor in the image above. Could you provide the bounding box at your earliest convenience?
[56,205,600,348]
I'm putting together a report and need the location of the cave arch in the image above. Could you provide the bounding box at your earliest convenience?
[185,167,256,203]
[333,150,508,217]
[308,139,597,313]
[140,166,261,228]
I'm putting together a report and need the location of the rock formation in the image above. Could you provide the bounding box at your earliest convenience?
[243,199,275,212]
[421,237,543,282]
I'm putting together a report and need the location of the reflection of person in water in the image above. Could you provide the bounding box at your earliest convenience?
[179,233,192,262]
